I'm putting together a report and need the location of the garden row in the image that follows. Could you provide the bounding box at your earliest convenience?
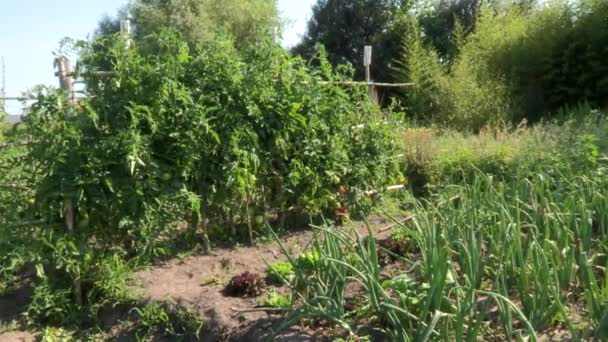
[209,115,608,341]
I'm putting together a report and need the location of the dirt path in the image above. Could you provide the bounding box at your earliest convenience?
[134,218,395,341]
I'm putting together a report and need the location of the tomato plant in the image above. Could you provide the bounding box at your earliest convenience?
[3,30,401,324]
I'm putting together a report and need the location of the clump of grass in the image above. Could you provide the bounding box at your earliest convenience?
[130,303,205,340]
[401,115,608,193]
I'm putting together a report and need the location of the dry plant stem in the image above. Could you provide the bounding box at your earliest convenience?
[378,214,417,233]
[246,195,254,246]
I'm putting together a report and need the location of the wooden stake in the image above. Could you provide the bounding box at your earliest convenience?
[65,198,82,306]
[200,208,211,253]
[246,195,254,246]
[54,56,74,95]
[120,19,132,48]
[363,46,378,104]
[55,56,82,306]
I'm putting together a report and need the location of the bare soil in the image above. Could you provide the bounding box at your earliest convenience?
[133,218,395,341]
[0,280,35,342]
[0,331,35,342]
[0,217,396,341]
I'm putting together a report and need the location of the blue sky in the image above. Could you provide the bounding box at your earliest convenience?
[0,0,315,113]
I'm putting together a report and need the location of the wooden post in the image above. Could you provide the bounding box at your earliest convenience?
[54,56,74,101]
[55,56,82,306]
[120,19,132,48]
[363,46,377,104]
[65,198,82,306]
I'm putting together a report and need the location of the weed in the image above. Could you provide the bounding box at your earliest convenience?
[131,303,205,340]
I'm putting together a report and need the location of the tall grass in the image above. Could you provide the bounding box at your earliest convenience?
[401,113,608,194]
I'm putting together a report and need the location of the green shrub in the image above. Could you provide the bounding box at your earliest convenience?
[395,15,453,125]
[26,281,78,326]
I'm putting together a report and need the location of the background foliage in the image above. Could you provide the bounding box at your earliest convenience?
[293,0,410,85]
[295,0,607,130]
[98,0,279,51]
[399,0,608,129]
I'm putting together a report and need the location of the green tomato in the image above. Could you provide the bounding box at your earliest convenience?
[77,218,90,229]
[161,172,172,181]
[77,211,90,229]
[329,199,341,210]
[254,215,265,226]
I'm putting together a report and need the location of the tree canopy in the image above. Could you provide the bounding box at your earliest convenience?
[97,0,280,50]
[292,0,410,82]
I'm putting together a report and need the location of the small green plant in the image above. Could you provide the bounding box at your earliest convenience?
[201,277,221,286]
[38,327,76,342]
[131,303,172,338]
[382,275,425,310]
[572,134,600,171]
[260,290,291,308]
[266,261,294,285]
[131,303,205,340]
[295,249,321,272]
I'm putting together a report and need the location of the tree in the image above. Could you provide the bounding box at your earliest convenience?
[416,0,538,63]
[97,0,279,50]
[416,0,481,61]
[293,0,410,82]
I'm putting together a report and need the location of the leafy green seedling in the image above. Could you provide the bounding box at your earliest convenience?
[260,290,292,309]
[266,261,294,285]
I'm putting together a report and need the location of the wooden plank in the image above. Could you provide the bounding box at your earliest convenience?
[56,71,115,77]
[318,81,414,88]
[51,69,415,89]
[0,96,37,101]
[0,141,32,149]
[1,96,92,101]
[365,184,406,196]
